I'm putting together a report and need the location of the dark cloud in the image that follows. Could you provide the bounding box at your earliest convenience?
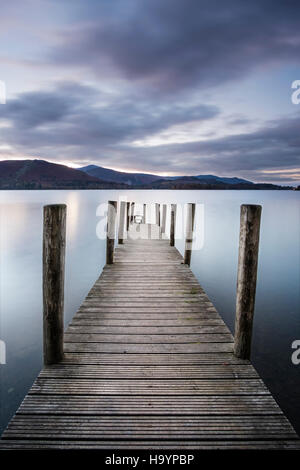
[0,81,219,147]
[68,114,300,184]
[52,0,300,92]
[1,81,299,183]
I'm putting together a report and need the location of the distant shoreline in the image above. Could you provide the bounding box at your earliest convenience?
[0,187,296,191]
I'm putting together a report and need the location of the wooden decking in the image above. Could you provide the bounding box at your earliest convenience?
[1,224,299,449]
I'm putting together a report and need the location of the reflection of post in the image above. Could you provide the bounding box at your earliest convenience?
[126,202,130,231]
[155,203,160,226]
[43,204,66,365]
[118,201,126,244]
[161,204,167,234]
[0,340,6,364]
[106,200,117,265]
[234,204,262,360]
[184,203,195,266]
[170,204,177,246]
[143,204,146,224]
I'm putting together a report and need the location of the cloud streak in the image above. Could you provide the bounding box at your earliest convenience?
[52,0,300,93]
[1,82,300,183]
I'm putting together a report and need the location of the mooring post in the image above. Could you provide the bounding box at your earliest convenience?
[161,204,167,234]
[155,203,160,226]
[106,200,117,264]
[184,203,195,266]
[170,204,177,246]
[126,202,130,231]
[118,201,126,244]
[234,204,262,359]
[43,204,66,365]
[143,203,146,224]
[130,202,135,223]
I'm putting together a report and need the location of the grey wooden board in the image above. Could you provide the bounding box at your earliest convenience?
[64,343,234,353]
[69,319,225,326]
[30,378,270,395]
[39,364,259,379]
[64,333,233,343]
[1,440,299,450]
[62,353,249,365]
[1,227,299,449]
[2,416,297,440]
[17,395,282,415]
[67,325,229,333]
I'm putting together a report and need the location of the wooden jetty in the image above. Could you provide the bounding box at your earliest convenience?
[0,201,299,450]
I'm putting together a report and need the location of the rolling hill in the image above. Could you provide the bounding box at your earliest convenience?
[79,165,161,186]
[0,160,128,189]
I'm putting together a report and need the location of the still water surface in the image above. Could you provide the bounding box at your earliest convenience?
[0,190,299,434]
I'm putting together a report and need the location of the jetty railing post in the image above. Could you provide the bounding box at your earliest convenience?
[161,204,167,234]
[155,203,160,227]
[106,200,117,264]
[143,204,146,224]
[126,202,130,231]
[118,201,126,244]
[234,204,262,359]
[184,203,195,266]
[130,202,135,223]
[170,204,177,246]
[43,204,66,365]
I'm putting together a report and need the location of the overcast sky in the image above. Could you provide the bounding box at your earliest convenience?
[1,0,300,183]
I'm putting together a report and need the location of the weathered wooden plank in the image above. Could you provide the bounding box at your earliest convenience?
[74,314,220,321]
[64,333,233,343]
[61,353,249,365]
[67,325,229,334]
[70,319,225,327]
[85,292,206,298]
[39,364,258,379]
[3,416,296,440]
[17,394,281,415]
[78,304,218,310]
[64,342,234,353]
[30,378,269,395]
[1,440,299,450]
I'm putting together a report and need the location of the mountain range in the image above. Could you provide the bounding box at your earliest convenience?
[80,164,254,187]
[0,160,128,189]
[0,159,290,190]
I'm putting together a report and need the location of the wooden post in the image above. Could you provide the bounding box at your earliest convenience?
[155,203,160,226]
[234,204,262,359]
[126,202,130,231]
[161,204,167,234]
[184,203,195,266]
[106,200,117,264]
[118,201,126,244]
[170,204,177,246]
[130,202,135,223]
[143,204,146,224]
[43,204,66,365]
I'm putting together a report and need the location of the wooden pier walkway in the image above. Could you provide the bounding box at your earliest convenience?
[1,222,299,450]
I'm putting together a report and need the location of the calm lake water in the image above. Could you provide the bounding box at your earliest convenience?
[0,189,299,435]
